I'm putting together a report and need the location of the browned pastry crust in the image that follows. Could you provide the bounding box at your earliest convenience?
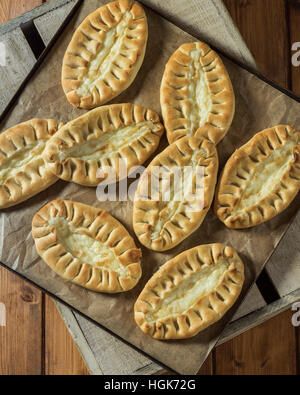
[215,125,300,229]
[32,199,142,293]
[43,103,164,187]
[133,137,219,251]
[161,41,235,145]
[62,0,148,109]
[134,243,244,340]
[0,119,62,209]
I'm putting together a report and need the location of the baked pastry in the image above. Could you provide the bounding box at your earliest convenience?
[0,119,62,209]
[62,0,148,109]
[43,103,164,187]
[32,199,142,293]
[135,243,244,340]
[161,42,235,145]
[215,125,300,229]
[133,137,219,251]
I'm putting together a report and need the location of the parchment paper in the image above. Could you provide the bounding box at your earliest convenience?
[0,0,299,375]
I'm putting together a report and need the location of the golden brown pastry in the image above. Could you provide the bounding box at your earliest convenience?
[161,41,235,145]
[62,0,148,109]
[32,200,142,293]
[133,137,219,251]
[43,103,164,187]
[215,125,300,229]
[135,243,244,340]
[0,119,62,209]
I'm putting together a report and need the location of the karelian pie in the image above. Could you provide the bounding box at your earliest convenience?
[133,137,219,251]
[32,200,142,293]
[215,125,300,229]
[135,243,244,340]
[161,41,235,145]
[62,0,148,109]
[43,103,164,187]
[0,119,62,209]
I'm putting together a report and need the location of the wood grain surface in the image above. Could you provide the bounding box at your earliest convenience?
[0,4,44,375]
[0,0,299,375]
[0,267,42,374]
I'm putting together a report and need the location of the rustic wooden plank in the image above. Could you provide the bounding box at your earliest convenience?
[219,287,300,345]
[45,296,89,375]
[0,266,43,374]
[215,310,297,374]
[223,0,289,87]
[0,0,44,377]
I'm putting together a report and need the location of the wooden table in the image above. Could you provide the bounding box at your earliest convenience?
[0,0,299,375]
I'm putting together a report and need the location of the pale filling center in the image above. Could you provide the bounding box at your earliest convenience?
[77,11,132,97]
[0,140,46,183]
[146,259,229,323]
[150,151,206,240]
[235,140,295,211]
[48,217,129,277]
[187,50,212,134]
[58,121,158,162]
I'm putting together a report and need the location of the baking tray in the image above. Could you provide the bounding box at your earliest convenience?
[0,0,299,374]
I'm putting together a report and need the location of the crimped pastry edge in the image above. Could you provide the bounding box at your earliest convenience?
[133,136,219,251]
[215,125,300,229]
[32,199,142,293]
[62,0,148,109]
[161,41,235,145]
[134,243,244,340]
[43,103,164,187]
[0,119,62,209]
